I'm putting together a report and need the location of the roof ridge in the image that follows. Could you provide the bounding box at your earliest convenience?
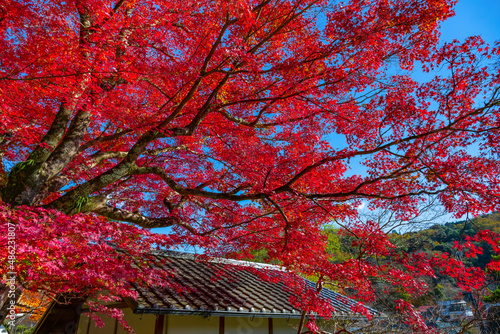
[152,249,285,271]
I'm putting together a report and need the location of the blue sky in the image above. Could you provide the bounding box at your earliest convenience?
[440,0,500,44]
[349,0,500,223]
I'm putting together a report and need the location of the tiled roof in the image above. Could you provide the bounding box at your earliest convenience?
[131,251,381,319]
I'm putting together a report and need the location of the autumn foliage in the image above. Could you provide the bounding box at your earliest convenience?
[16,291,50,322]
[1,0,500,331]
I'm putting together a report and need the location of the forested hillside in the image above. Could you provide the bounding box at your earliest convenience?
[321,213,500,310]
[403,212,500,269]
[374,213,495,307]
[244,213,500,324]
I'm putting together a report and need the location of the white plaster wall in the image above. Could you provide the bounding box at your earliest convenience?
[118,309,155,334]
[272,318,300,334]
[76,311,300,334]
[76,312,115,334]
[76,308,155,334]
[166,314,218,334]
[224,316,268,334]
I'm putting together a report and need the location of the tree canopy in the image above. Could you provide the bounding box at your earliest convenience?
[1,0,500,331]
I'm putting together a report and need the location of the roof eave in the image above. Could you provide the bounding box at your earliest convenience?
[133,307,381,320]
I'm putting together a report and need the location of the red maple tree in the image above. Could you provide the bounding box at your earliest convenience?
[1,0,499,332]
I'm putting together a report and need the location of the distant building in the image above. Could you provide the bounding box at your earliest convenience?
[438,300,473,322]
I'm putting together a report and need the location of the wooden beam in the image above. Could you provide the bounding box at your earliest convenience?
[155,314,165,334]
[268,318,273,334]
[85,315,91,334]
[219,316,225,334]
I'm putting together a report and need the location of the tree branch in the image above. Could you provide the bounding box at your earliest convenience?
[79,129,134,152]
[42,108,92,181]
[92,205,178,228]
[133,167,267,201]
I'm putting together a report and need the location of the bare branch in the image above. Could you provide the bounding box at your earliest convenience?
[80,129,134,152]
